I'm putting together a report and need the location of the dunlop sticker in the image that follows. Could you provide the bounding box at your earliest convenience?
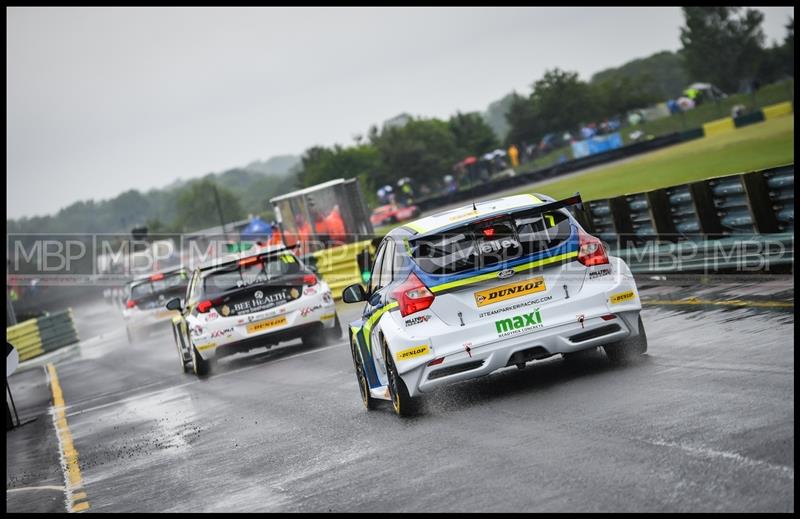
[247,315,288,334]
[474,276,546,307]
[196,342,216,351]
[448,209,479,222]
[320,313,336,320]
[610,290,636,304]
[396,344,430,361]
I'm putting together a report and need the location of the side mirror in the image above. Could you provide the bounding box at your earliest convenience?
[307,264,318,274]
[342,283,367,304]
[165,297,182,311]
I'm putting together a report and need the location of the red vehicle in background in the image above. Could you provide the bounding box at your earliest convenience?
[370,202,421,227]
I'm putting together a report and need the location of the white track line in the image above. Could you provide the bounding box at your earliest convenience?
[641,437,794,479]
[6,485,66,492]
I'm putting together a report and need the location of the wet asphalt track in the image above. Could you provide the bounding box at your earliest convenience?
[6,275,794,512]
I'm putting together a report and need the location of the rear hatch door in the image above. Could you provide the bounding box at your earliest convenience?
[200,252,306,316]
[409,200,583,327]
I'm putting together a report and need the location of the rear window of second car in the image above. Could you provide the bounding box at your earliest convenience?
[129,271,188,299]
[409,209,572,275]
[202,254,302,298]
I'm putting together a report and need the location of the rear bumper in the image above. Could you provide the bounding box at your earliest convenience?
[214,322,323,358]
[406,310,639,395]
[190,291,337,360]
[380,258,642,397]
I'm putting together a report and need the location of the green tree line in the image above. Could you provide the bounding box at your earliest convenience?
[7,164,299,236]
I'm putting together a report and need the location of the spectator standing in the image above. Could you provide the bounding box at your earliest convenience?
[507,145,519,168]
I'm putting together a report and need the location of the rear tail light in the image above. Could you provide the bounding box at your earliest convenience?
[149,272,164,281]
[601,314,617,321]
[577,230,609,266]
[392,272,435,317]
[126,299,137,309]
[303,273,317,286]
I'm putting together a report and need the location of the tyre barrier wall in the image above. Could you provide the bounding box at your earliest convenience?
[6,309,80,362]
[314,164,793,289]
[579,164,794,243]
[414,101,793,213]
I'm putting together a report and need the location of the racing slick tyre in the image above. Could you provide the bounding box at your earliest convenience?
[172,324,192,374]
[350,331,379,410]
[383,335,420,417]
[603,316,648,364]
[325,314,343,343]
[191,343,211,376]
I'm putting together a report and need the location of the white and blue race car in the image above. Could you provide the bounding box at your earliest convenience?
[342,193,647,416]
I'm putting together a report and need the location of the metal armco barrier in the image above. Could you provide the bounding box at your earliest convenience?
[581,164,795,242]
[308,239,375,300]
[6,309,80,362]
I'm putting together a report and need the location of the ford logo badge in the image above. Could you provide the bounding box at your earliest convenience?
[497,269,515,279]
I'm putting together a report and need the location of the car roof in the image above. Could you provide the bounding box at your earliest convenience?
[398,194,544,236]
[196,244,291,272]
[130,264,188,284]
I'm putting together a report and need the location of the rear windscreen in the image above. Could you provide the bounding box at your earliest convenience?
[202,254,302,298]
[130,271,188,299]
[410,209,572,275]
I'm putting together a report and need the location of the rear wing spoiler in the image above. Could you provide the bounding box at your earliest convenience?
[409,193,587,241]
[198,244,293,271]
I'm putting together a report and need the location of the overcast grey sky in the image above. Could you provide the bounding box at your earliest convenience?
[6,6,794,219]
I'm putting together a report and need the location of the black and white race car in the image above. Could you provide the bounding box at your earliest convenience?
[123,266,190,343]
[168,245,341,375]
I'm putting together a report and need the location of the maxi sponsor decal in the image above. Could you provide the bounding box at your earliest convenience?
[478,295,553,319]
[495,309,544,338]
[474,276,546,307]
